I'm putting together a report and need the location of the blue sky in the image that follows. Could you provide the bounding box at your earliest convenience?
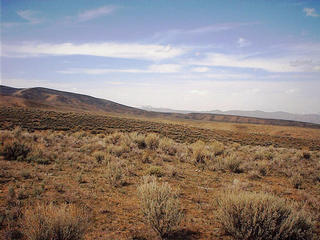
[1,0,320,114]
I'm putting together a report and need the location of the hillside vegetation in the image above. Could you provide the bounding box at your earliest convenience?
[1,107,320,151]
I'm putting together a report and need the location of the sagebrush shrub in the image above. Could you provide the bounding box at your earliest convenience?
[105,132,124,145]
[146,166,164,177]
[190,140,208,164]
[145,133,160,150]
[208,141,224,156]
[93,151,105,163]
[1,140,31,161]
[105,161,126,187]
[217,154,242,173]
[138,177,183,239]
[106,144,130,157]
[291,174,303,189]
[27,149,51,165]
[159,138,177,156]
[130,132,147,149]
[217,191,314,240]
[23,203,88,240]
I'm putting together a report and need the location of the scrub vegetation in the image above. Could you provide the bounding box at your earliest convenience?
[0,111,320,239]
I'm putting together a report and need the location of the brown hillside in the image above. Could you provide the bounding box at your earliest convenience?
[1,85,319,129]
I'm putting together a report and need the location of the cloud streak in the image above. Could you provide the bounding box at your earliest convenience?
[78,6,116,22]
[189,52,318,72]
[58,64,183,75]
[3,42,187,61]
[3,10,42,27]
[151,22,259,43]
[17,10,41,24]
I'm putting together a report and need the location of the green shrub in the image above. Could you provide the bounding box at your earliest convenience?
[217,191,314,240]
[138,177,183,239]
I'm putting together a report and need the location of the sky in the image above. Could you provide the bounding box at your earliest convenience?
[1,0,320,114]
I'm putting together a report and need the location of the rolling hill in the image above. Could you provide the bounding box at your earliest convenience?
[141,106,320,125]
[1,85,319,129]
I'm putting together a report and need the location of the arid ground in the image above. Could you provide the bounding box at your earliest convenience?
[1,107,320,239]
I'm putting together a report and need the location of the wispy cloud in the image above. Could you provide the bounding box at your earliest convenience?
[186,22,258,34]
[78,6,116,22]
[191,67,210,73]
[17,10,41,24]
[3,42,187,61]
[151,22,259,43]
[237,37,251,48]
[3,9,42,27]
[303,8,319,17]
[148,64,182,73]
[58,64,183,75]
[189,53,313,72]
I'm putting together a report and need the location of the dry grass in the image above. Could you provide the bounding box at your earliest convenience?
[22,203,88,240]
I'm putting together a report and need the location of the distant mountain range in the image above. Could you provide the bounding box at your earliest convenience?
[1,85,319,128]
[140,106,320,125]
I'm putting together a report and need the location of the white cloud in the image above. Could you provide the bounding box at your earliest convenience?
[58,64,182,75]
[191,67,210,73]
[78,6,116,22]
[3,42,187,61]
[149,64,182,73]
[303,8,319,17]
[190,90,207,96]
[58,68,144,74]
[189,53,315,72]
[187,22,258,34]
[205,73,254,80]
[237,37,251,48]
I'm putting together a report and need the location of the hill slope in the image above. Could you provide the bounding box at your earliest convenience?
[0,85,145,115]
[140,106,320,125]
[1,85,319,129]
